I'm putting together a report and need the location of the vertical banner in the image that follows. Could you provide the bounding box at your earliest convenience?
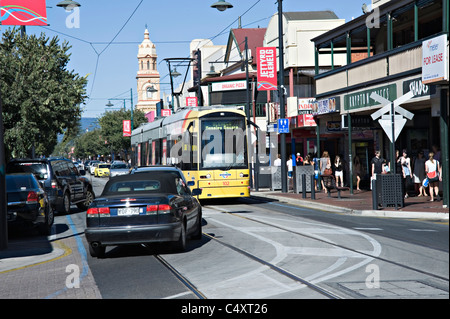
[256,47,277,91]
[0,0,48,26]
[186,97,198,107]
[123,120,131,137]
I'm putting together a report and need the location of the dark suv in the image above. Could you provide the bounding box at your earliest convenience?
[6,158,95,214]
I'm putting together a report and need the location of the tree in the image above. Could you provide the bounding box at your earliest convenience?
[0,29,87,159]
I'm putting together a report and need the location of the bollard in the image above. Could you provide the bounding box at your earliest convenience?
[302,174,306,198]
[310,175,315,200]
[372,179,378,210]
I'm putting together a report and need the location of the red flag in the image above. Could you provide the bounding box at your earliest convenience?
[0,0,48,26]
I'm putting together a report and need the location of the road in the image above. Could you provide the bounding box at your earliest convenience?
[60,175,448,299]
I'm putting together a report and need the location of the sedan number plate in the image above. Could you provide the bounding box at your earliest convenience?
[118,207,140,216]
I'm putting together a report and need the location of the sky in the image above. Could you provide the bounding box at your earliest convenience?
[1,0,366,118]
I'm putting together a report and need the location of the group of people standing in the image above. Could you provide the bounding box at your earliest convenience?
[370,148,442,202]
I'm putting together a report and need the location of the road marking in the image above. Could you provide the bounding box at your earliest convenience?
[353,227,383,231]
[408,229,438,232]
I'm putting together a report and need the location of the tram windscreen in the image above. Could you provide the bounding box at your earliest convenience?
[200,118,248,170]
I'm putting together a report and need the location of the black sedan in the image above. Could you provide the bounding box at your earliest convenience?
[6,173,54,235]
[85,168,202,258]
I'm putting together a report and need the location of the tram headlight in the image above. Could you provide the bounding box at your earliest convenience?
[206,173,211,179]
[239,172,244,178]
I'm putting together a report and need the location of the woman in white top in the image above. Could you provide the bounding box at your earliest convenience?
[425,151,442,202]
[412,150,427,196]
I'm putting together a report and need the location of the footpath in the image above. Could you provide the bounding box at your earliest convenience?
[0,187,447,299]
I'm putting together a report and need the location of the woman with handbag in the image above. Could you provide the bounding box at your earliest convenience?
[425,151,442,201]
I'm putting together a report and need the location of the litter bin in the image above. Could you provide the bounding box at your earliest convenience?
[372,174,404,210]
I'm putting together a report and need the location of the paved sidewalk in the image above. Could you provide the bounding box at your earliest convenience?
[253,187,449,220]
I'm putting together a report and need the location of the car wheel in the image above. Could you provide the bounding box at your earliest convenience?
[59,191,71,214]
[77,188,95,210]
[38,205,54,236]
[173,221,186,252]
[192,211,202,240]
[89,243,105,258]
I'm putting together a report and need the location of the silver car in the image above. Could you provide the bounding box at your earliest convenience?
[109,162,130,178]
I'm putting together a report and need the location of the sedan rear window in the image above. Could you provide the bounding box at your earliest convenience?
[101,172,181,196]
[6,162,48,180]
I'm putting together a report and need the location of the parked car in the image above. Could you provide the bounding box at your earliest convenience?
[94,163,110,177]
[6,158,95,214]
[6,173,54,235]
[109,162,130,178]
[85,167,202,257]
[89,161,100,175]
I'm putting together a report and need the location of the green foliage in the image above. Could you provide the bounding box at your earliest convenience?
[0,28,87,159]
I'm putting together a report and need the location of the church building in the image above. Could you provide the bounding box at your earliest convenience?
[136,29,160,114]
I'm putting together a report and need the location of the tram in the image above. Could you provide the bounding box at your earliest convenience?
[130,106,250,199]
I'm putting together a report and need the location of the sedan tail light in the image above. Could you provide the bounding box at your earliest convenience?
[27,191,39,203]
[87,207,110,217]
[146,204,172,215]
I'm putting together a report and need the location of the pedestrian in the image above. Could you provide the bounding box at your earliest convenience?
[412,150,427,196]
[425,151,442,201]
[312,153,320,191]
[334,155,344,187]
[400,149,413,198]
[287,155,293,178]
[274,154,281,166]
[353,156,363,191]
[370,150,386,189]
[320,151,331,191]
[303,154,313,166]
[296,153,303,166]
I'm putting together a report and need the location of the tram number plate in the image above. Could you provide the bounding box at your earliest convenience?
[118,207,140,216]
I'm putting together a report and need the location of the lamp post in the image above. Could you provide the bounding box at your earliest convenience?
[212,0,287,192]
[105,89,134,131]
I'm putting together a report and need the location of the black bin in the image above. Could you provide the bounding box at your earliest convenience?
[372,174,404,210]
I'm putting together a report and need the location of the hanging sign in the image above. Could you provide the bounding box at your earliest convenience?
[0,0,48,26]
[256,47,277,91]
[123,120,131,137]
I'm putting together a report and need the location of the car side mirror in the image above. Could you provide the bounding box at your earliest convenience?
[79,169,86,176]
[191,188,202,196]
[187,181,195,187]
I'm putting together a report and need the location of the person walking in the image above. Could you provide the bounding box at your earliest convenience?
[370,150,386,189]
[353,155,363,191]
[287,155,293,179]
[320,151,331,191]
[334,155,344,187]
[400,149,413,198]
[425,151,442,201]
[412,150,427,196]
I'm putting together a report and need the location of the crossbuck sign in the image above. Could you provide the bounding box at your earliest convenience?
[370,91,415,142]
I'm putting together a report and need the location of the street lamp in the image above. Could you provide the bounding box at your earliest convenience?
[211,0,233,12]
[56,0,81,10]
[212,1,287,192]
[105,88,134,131]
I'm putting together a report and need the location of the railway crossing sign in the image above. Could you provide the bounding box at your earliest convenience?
[370,91,415,142]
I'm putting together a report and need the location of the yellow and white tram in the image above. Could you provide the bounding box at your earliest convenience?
[131,106,250,199]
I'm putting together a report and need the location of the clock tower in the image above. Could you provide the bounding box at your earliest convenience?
[136,28,160,114]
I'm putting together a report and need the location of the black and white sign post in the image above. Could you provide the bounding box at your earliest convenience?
[370,91,415,174]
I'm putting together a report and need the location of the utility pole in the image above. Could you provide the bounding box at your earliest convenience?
[278,0,287,193]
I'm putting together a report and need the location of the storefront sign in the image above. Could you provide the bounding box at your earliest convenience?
[344,84,396,111]
[422,34,448,84]
[298,98,315,114]
[402,77,435,98]
[211,80,247,92]
[297,114,316,127]
[161,109,172,117]
[312,97,340,115]
[256,47,277,91]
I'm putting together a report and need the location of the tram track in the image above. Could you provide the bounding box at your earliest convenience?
[204,204,449,284]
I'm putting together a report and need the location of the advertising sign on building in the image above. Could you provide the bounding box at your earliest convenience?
[211,80,247,92]
[422,34,448,84]
[186,97,198,107]
[123,120,131,137]
[161,109,172,117]
[0,0,48,26]
[256,47,277,91]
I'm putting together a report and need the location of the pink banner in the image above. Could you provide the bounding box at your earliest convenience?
[0,0,47,26]
[256,47,277,91]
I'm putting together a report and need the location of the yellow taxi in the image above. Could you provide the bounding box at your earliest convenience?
[94,163,111,177]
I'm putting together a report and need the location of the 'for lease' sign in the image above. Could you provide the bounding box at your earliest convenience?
[422,34,448,84]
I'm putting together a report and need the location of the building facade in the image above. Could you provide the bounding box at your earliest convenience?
[311,0,449,205]
[136,29,161,115]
